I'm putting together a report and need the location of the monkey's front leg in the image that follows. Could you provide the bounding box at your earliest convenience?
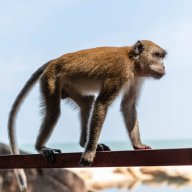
[121,92,151,150]
[80,102,109,166]
[80,96,111,151]
[123,107,151,150]
[79,96,110,152]
[80,80,122,166]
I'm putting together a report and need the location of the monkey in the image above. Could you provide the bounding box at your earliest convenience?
[8,40,167,191]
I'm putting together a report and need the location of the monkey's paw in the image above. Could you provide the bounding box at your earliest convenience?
[79,151,96,167]
[40,147,62,164]
[133,144,152,150]
[96,143,111,151]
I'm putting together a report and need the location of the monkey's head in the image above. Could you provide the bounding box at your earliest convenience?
[130,40,167,79]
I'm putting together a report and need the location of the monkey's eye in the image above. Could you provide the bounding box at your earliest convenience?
[153,52,163,59]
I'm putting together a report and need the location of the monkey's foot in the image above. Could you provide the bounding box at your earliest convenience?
[96,143,111,151]
[133,144,152,150]
[79,150,96,167]
[39,147,62,164]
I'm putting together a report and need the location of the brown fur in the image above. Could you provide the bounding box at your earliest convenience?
[8,40,166,191]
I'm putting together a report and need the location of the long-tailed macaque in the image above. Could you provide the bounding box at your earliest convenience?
[8,40,167,191]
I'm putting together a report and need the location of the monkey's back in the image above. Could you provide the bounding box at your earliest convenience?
[44,46,134,81]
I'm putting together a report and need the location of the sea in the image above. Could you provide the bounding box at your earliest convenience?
[21,139,192,192]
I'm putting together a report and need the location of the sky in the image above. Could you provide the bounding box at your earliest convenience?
[0,0,192,148]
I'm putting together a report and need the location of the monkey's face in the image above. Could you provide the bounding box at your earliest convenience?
[132,40,167,79]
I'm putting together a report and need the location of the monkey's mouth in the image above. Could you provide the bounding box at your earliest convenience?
[152,71,165,79]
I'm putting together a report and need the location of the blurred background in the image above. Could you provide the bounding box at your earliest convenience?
[0,0,192,150]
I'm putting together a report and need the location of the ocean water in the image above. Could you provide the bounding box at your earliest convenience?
[21,139,192,192]
[21,139,192,153]
[103,186,191,192]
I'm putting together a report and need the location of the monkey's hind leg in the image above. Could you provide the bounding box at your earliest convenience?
[63,85,111,152]
[35,76,62,164]
[79,95,95,148]
[96,143,111,151]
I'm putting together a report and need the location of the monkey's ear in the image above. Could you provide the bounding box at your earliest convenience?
[133,40,144,56]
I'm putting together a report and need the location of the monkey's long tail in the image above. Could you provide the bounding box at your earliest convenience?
[8,62,49,192]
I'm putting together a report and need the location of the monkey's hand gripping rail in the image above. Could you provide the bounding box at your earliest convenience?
[1,148,192,169]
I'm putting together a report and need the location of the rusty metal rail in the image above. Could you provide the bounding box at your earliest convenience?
[0,148,192,169]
